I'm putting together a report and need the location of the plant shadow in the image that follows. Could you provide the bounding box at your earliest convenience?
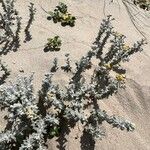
[43,47,60,52]
[80,129,95,150]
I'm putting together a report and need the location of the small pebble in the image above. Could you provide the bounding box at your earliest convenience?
[19,68,24,73]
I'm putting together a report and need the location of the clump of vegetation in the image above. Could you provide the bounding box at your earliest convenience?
[61,53,72,72]
[0,0,22,55]
[51,58,59,72]
[0,16,146,150]
[48,2,76,27]
[133,0,150,10]
[44,36,62,52]
[0,0,36,55]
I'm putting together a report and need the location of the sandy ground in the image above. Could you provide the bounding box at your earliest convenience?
[0,0,150,149]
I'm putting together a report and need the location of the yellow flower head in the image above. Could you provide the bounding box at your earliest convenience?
[123,44,130,51]
[116,74,126,81]
[47,92,55,100]
[26,107,36,119]
[62,13,69,20]
[104,63,112,69]
[114,32,123,37]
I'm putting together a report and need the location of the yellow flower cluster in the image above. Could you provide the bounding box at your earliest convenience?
[114,32,123,37]
[26,107,36,119]
[47,92,55,100]
[116,74,126,81]
[122,44,130,51]
[104,63,112,69]
[62,13,69,20]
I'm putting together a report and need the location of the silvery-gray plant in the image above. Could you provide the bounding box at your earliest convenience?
[0,0,22,55]
[61,53,72,72]
[0,0,36,55]
[0,60,10,84]
[0,15,146,149]
[51,58,59,72]
[24,2,36,43]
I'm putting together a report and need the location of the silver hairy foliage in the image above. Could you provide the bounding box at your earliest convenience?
[0,16,146,149]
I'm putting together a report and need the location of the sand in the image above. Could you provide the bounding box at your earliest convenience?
[0,0,150,149]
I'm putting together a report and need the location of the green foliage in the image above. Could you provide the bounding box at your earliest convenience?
[133,0,150,10]
[48,2,76,27]
[49,126,60,137]
[44,36,62,52]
